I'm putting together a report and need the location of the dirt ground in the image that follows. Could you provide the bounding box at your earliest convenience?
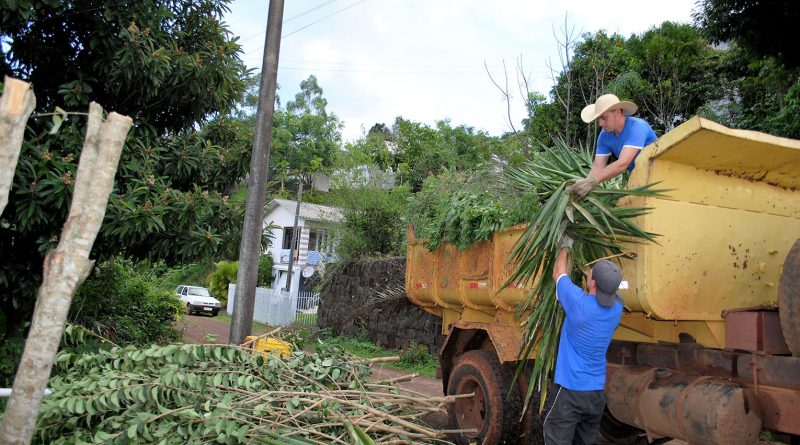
[178,315,781,445]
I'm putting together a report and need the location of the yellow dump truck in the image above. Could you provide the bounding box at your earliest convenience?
[405,117,800,445]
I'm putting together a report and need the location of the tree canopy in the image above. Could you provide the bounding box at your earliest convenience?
[271,75,342,193]
[0,0,252,338]
[695,0,800,68]
[0,0,248,133]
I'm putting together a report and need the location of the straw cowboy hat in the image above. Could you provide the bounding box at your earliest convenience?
[580,94,638,123]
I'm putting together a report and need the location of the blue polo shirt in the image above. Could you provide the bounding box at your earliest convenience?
[554,274,623,391]
[596,116,657,172]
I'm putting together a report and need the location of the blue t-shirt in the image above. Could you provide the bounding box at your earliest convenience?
[596,116,657,172]
[554,274,623,391]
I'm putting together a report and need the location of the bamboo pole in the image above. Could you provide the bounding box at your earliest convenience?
[0,76,36,216]
[0,102,132,445]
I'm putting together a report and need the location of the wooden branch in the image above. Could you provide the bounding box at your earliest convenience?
[484,59,519,136]
[0,102,132,445]
[0,76,36,216]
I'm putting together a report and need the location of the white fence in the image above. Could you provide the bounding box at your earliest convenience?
[226,285,319,326]
[295,291,320,324]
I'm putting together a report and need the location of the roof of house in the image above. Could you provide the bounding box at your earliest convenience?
[265,198,344,223]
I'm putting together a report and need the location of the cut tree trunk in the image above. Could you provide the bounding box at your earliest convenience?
[0,102,132,445]
[0,76,36,216]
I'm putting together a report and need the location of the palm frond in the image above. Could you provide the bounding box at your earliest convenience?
[506,140,664,411]
[350,284,407,319]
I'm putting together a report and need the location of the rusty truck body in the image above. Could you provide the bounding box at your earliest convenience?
[405,117,800,445]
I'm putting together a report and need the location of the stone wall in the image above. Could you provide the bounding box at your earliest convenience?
[317,258,444,354]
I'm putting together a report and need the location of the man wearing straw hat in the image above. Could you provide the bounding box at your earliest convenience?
[568,93,657,200]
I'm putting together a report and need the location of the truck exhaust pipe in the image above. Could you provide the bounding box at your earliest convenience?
[605,366,762,445]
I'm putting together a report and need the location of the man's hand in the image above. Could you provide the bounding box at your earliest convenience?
[559,234,573,250]
[567,175,598,200]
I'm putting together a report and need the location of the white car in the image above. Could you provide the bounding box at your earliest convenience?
[175,285,221,316]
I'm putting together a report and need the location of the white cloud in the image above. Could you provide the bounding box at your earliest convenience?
[226,0,698,142]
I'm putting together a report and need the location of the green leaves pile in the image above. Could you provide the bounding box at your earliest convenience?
[37,326,454,444]
[407,168,541,251]
[505,140,662,410]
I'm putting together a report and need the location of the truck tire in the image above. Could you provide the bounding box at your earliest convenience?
[779,239,800,356]
[447,350,521,445]
[508,362,544,445]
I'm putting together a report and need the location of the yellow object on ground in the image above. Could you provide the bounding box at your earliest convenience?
[244,335,292,357]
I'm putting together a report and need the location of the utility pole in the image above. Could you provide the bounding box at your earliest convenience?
[229,0,285,345]
[285,179,303,295]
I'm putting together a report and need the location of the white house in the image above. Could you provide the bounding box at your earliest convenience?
[263,198,343,296]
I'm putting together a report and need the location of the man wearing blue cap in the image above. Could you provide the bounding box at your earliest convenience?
[543,236,624,444]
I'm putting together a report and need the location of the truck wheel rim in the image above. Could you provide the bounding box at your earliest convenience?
[454,375,486,437]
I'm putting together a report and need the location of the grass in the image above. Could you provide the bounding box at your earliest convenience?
[208,313,439,378]
[213,312,275,336]
[315,334,439,378]
[294,312,318,325]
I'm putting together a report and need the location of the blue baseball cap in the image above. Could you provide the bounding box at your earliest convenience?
[592,260,622,307]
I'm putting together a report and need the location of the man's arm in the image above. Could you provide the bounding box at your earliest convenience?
[588,146,638,183]
[552,246,570,281]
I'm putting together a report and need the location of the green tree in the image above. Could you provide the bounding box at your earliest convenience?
[693,1,800,138]
[695,0,800,68]
[0,0,247,132]
[623,22,718,132]
[271,75,342,193]
[0,0,250,340]
[528,25,721,144]
[392,117,453,191]
[336,185,411,259]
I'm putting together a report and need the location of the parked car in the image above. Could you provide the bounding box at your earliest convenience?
[175,285,221,316]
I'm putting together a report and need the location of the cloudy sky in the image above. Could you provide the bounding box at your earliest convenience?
[223,0,699,142]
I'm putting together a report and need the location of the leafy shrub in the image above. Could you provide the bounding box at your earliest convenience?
[257,254,273,287]
[399,341,436,367]
[207,255,272,305]
[207,260,238,304]
[69,259,183,346]
[152,262,216,293]
[0,331,24,390]
[406,166,541,250]
[337,185,411,259]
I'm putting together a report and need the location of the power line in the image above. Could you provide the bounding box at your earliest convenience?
[231,0,344,46]
[284,0,340,24]
[282,0,365,38]
[241,0,365,53]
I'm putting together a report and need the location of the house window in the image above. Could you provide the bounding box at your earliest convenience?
[307,228,329,252]
[282,227,300,250]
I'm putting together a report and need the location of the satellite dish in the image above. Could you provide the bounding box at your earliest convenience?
[302,266,315,278]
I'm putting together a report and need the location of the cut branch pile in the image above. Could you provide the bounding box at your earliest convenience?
[35,326,460,444]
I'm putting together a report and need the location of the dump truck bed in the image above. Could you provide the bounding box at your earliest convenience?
[406,117,800,354]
